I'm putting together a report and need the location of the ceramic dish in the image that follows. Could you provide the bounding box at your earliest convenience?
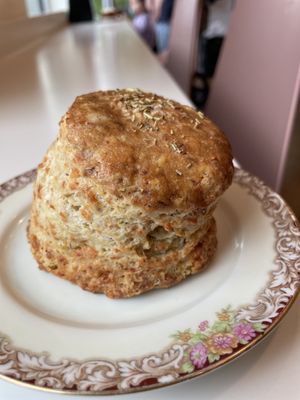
[0,168,299,395]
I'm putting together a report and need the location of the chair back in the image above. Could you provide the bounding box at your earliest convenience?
[166,0,203,95]
[205,0,300,191]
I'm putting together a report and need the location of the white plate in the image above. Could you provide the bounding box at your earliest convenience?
[0,169,299,395]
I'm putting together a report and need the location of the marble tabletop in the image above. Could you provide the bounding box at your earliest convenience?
[0,18,299,399]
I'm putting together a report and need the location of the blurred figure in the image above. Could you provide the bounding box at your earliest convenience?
[200,0,234,78]
[130,0,155,49]
[69,0,93,22]
[192,0,234,109]
[154,0,174,53]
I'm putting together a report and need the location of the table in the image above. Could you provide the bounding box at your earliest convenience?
[0,18,299,400]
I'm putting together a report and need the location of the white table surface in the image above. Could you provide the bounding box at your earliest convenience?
[0,19,299,400]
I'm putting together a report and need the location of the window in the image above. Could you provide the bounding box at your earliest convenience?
[25,0,69,17]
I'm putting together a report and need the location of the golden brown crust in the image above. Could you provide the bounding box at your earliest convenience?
[28,89,233,298]
[62,89,233,210]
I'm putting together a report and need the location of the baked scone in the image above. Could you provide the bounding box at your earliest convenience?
[27,89,233,298]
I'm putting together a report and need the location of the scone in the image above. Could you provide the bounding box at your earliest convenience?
[27,89,233,298]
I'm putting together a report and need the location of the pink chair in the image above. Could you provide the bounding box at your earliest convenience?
[166,0,203,95]
[205,0,300,191]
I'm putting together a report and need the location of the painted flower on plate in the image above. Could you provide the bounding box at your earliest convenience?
[217,311,231,321]
[190,343,208,368]
[173,329,193,342]
[207,333,238,355]
[233,323,256,342]
[198,320,209,332]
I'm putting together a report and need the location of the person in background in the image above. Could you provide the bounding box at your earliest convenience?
[69,0,93,22]
[129,0,155,49]
[192,0,234,109]
[200,0,234,79]
[154,0,174,53]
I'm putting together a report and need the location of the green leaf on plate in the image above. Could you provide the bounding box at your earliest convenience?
[253,323,267,332]
[208,353,220,363]
[189,333,207,343]
[181,361,195,373]
[212,321,231,333]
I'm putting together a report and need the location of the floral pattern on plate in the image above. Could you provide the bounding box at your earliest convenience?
[171,306,267,373]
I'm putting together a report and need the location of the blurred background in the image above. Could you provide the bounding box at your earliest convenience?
[0,0,299,219]
[1,0,231,110]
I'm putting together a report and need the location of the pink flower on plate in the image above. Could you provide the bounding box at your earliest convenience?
[190,343,208,369]
[207,333,238,355]
[198,320,209,332]
[233,323,256,342]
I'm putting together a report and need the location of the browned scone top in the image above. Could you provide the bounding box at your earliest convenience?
[29,89,234,298]
[61,89,233,210]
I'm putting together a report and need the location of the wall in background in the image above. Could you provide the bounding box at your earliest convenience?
[0,0,27,21]
[0,12,67,58]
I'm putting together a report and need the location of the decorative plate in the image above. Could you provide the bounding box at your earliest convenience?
[0,169,299,395]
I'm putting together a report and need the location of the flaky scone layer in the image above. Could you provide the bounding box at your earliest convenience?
[28,89,233,298]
